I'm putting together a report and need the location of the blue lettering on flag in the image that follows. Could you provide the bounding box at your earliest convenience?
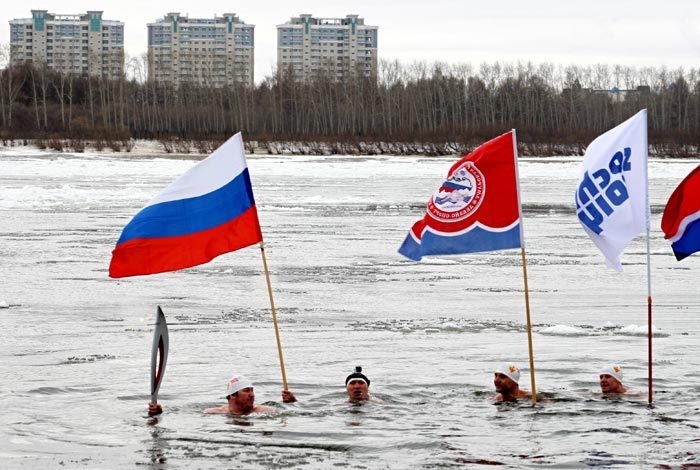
[576,147,632,234]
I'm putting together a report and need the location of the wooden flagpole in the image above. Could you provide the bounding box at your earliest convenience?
[521,247,537,406]
[259,241,289,390]
[511,130,537,406]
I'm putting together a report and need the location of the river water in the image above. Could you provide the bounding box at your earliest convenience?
[1,148,699,469]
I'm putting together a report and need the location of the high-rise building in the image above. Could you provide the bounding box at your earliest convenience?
[147,12,254,88]
[277,14,378,81]
[9,10,124,80]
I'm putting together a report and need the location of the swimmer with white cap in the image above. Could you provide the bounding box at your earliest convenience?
[599,363,629,395]
[148,374,297,416]
[492,363,531,402]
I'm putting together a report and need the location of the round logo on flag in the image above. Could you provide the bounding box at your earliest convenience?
[427,162,485,223]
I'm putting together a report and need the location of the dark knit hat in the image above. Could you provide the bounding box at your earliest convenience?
[345,366,370,386]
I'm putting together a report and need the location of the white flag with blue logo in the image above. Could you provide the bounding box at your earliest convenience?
[575,109,649,271]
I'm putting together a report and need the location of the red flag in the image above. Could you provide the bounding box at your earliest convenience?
[661,164,700,261]
[399,131,521,261]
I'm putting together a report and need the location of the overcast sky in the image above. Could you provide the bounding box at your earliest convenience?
[3,1,699,84]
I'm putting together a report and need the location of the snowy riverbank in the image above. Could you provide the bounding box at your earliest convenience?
[0,137,697,158]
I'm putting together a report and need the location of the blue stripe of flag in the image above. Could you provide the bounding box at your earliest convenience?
[399,224,521,261]
[117,169,255,245]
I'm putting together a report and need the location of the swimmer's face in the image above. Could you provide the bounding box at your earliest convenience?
[346,379,369,402]
[599,374,623,394]
[229,387,255,409]
[494,372,516,393]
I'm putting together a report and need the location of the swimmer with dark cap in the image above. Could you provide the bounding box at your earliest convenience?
[345,366,371,403]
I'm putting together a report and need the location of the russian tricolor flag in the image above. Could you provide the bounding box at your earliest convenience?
[109,133,263,278]
[662,164,700,261]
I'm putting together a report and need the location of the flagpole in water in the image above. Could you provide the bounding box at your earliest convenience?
[643,119,653,406]
[521,248,537,406]
[512,130,537,406]
[259,241,289,390]
[646,229,653,405]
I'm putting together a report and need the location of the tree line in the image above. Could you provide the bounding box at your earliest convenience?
[1,52,699,156]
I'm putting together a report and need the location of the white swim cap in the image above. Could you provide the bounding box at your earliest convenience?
[494,363,520,384]
[600,364,623,384]
[226,374,253,396]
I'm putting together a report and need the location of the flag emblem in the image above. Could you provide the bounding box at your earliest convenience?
[428,161,485,222]
[398,131,521,261]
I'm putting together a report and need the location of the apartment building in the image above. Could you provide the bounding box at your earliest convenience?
[9,10,124,80]
[277,14,378,81]
[147,12,254,88]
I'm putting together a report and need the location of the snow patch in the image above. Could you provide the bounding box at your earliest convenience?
[540,325,586,336]
[618,324,668,337]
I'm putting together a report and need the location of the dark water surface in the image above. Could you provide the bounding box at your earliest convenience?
[1,151,699,468]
